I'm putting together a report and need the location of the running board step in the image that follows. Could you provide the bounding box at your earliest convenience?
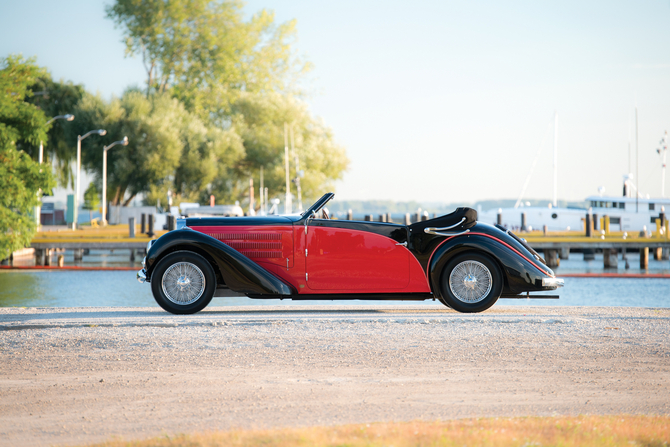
[500,293,559,299]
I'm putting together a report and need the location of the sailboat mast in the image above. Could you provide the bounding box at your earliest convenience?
[636,107,639,213]
[553,112,558,207]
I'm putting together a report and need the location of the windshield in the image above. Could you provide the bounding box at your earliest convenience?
[302,192,335,218]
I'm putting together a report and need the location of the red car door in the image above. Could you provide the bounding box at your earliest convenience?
[305,222,410,291]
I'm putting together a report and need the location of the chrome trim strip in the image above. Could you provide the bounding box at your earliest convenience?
[426,217,466,232]
[424,228,471,237]
[395,241,408,246]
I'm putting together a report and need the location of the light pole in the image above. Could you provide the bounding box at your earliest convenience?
[102,136,128,226]
[74,129,106,229]
[36,114,74,226]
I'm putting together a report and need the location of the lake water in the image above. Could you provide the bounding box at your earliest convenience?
[1,248,669,309]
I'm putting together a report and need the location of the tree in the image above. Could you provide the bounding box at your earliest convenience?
[0,55,56,260]
[83,182,100,222]
[26,76,85,188]
[106,0,310,122]
[73,90,244,207]
[226,92,349,205]
[103,0,348,207]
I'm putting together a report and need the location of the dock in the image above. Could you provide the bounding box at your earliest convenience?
[23,225,167,266]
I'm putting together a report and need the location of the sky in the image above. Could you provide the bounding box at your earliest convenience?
[2,0,670,205]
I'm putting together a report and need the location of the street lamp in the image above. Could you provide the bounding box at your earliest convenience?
[74,129,106,229]
[101,136,129,226]
[36,114,74,226]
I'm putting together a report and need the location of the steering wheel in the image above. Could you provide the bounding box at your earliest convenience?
[321,207,330,219]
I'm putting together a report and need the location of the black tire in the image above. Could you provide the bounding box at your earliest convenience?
[439,252,502,313]
[150,251,216,314]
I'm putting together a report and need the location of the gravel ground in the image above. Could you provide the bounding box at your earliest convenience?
[0,305,669,447]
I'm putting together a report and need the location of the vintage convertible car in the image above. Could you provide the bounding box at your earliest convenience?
[137,193,564,314]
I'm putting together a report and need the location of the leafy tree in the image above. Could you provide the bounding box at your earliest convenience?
[106,0,310,122]
[0,55,56,260]
[83,182,100,222]
[102,0,348,208]
[26,76,85,188]
[227,92,349,206]
[73,90,244,207]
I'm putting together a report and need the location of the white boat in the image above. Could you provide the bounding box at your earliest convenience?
[479,114,669,232]
[479,189,670,232]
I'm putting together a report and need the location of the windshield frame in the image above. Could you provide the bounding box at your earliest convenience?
[301,192,335,218]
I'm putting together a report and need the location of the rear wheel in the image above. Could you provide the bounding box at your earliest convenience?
[439,252,502,313]
[151,251,216,314]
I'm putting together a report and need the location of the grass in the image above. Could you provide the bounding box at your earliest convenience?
[79,415,669,447]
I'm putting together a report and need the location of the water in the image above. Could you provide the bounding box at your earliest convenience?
[1,271,668,309]
[1,249,669,309]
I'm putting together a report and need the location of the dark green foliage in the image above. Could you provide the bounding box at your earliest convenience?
[0,56,56,260]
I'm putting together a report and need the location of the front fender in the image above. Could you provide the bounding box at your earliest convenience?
[428,234,550,298]
[145,228,295,296]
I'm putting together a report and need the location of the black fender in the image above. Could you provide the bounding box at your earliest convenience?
[145,228,295,296]
[427,234,550,299]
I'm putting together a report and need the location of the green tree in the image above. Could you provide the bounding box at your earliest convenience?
[0,55,56,260]
[104,0,348,207]
[83,182,100,222]
[227,92,349,206]
[73,90,244,207]
[26,76,85,188]
[106,0,310,122]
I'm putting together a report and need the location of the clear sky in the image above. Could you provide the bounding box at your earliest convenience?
[2,0,670,205]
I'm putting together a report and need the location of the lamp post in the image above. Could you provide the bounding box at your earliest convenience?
[102,136,128,226]
[74,129,107,229]
[36,114,74,226]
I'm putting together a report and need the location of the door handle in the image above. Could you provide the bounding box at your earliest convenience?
[395,241,407,247]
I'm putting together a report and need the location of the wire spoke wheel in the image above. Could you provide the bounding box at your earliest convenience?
[448,260,493,304]
[161,261,206,305]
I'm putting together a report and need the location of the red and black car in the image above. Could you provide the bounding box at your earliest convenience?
[137,193,564,314]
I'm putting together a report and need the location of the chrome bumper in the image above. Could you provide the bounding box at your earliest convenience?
[542,277,565,288]
[137,269,147,284]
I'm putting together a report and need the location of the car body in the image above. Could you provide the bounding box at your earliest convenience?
[137,193,564,314]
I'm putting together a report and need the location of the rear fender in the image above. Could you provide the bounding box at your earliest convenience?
[428,234,548,299]
[145,228,295,296]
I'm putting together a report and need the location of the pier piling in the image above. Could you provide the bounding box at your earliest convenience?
[128,217,135,238]
[35,249,45,266]
[640,247,649,269]
[654,247,663,261]
[559,247,570,260]
[544,249,560,267]
[603,248,617,269]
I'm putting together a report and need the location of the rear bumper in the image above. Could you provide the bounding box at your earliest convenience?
[137,269,147,284]
[542,277,565,289]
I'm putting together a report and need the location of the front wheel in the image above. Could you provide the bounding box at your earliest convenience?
[440,252,502,313]
[150,251,216,314]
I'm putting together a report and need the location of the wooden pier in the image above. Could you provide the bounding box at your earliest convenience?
[523,235,670,268]
[23,225,166,266]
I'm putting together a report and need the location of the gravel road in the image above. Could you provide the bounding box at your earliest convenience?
[1,305,669,447]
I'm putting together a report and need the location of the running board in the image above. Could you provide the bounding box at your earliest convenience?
[500,293,559,299]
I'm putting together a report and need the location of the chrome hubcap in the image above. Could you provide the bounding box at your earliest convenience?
[162,262,205,305]
[449,260,492,303]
